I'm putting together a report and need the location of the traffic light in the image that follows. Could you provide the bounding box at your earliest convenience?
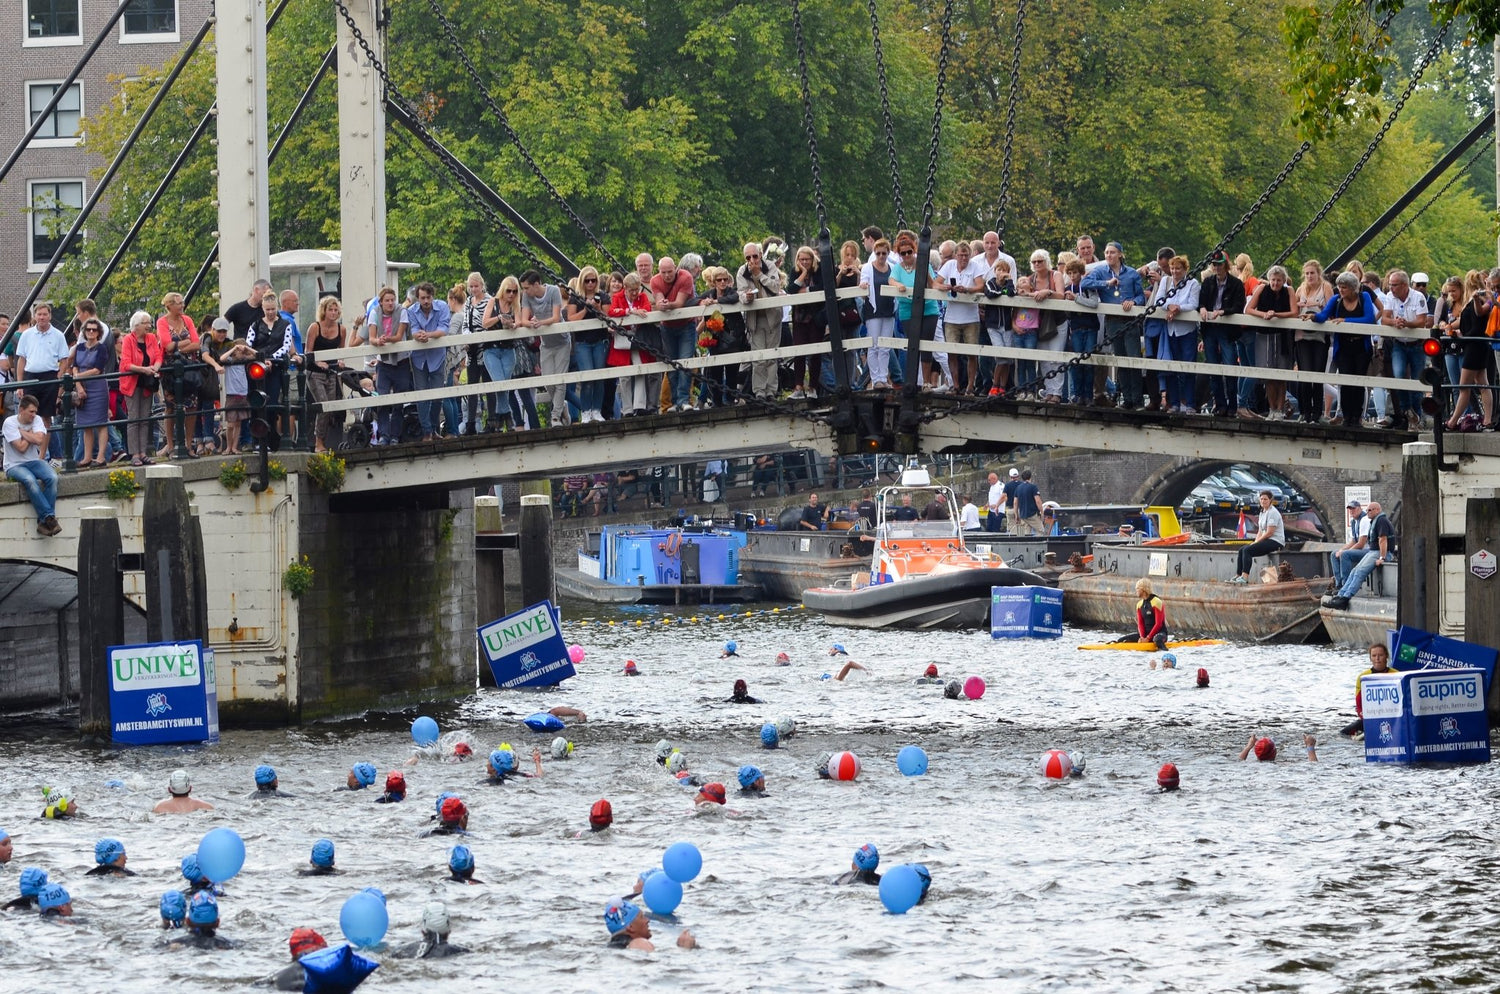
[246,360,270,441]
[1419,338,1445,417]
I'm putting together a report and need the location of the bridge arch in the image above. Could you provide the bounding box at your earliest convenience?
[1132,460,1337,539]
[0,560,147,709]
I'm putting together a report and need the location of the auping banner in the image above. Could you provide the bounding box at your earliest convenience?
[1363,669,1489,764]
[1361,673,1409,763]
[107,640,219,746]
[478,600,576,689]
[990,585,1064,639]
[1392,625,1498,698]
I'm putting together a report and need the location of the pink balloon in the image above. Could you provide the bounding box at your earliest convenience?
[963,675,986,700]
[567,644,585,664]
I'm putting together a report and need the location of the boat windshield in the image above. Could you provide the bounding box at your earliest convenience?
[878,520,964,541]
[875,485,963,542]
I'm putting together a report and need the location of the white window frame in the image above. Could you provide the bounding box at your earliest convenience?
[24,80,84,148]
[26,178,86,272]
[22,0,83,48]
[119,0,180,44]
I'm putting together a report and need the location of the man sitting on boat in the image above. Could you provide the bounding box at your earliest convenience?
[1135,578,1169,650]
[799,493,827,531]
[889,494,920,522]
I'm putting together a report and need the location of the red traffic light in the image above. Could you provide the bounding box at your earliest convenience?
[1422,339,1441,357]
[247,360,269,381]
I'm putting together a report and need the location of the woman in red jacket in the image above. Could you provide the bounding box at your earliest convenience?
[607,272,655,416]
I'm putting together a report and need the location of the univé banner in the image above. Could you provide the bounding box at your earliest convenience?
[107,640,220,746]
[477,600,577,689]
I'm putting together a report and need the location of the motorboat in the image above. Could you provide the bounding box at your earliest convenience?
[801,467,1044,629]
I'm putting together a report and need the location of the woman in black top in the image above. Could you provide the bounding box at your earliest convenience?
[1445,273,1495,430]
[787,246,828,399]
[1245,264,1297,420]
[305,296,348,453]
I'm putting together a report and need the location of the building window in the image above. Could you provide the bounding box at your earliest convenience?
[25,1,81,43]
[27,82,82,145]
[28,180,85,270]
[122,0,177,39]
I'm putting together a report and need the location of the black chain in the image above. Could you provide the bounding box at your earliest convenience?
[993,0,1026,246]
[921,0,955,228]
[1371,133,1495,265]
[418,0,623,273]
[1273,18,1450,266]
[866,0,904,231]
[790,0,829,237]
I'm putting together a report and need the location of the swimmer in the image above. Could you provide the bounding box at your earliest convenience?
[1238,733,1318,762]
[1150,652,1178,670]
[914,663,942,685]
[343,762,378,790]
[1133,578,1169,650]
[551,737,575,760]
[153,769,214,814]
[943,679,965,700]
[453,742,474,761]
[85,838,137,877]
[446,844,483,884]
[694,782,727,808]
[180,854,225,896]
[737,765,767,797]
[169,892,237,949]
[0,829,11,863]
[829,644,849,656]
[5,867,48,910]
[392,901,471,959]
[482,745,544,784]
[585,799,614,833]
[1196,667,1210,688]
[1068,752,1087,779]
[813,752,832,780]
[727,679,760,704]
[549,706,588,723]
[297,839,338,876]
[376,771,407,803]
[913,864,933,905]
[423,796,470,836]
[604,899,697,951]
[833,661,868,681]
[37,883,74,919]
[760,722,780,749]
[39,788,79,819]
[666,752,702,787]
[251,765,293,799]
[720,641,740,658]
[654,740,675,766]
[1342,643,1392,737]
[774,651,791,666]
[775,715,797,740]
[834,843,881,885]
[262,927,328,990]
[1157,763,1180,792]
[159,891,186,929]
[623,660,641,676]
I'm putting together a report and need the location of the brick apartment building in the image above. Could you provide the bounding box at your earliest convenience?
[1,0,212,319]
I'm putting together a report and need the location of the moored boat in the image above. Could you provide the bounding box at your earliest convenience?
[558,524,760,605]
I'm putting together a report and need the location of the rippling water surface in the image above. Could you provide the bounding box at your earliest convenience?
[2,602,1497,993]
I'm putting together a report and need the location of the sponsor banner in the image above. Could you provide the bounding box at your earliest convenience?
[107,640,219,746]
[478,600,577,689]
[1364,668,1489,765]
[1392,625,1498,701]
[990,586,1064,640]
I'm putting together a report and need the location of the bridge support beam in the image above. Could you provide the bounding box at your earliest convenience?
[519,485,555,609]
[1399,441,1441,633]
[143,465,205,644]
[475,496,505,688]
[1465,488,1500,717]
[337,0,387,310]
[216,0,272,308]
[77,505,123,741]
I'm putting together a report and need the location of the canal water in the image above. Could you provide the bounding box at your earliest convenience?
[2,601,1495,993]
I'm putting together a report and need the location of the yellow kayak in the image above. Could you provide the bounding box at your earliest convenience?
[1077,639,1227,651]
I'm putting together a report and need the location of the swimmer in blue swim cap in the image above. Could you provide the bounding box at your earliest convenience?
[167,891,237,949]
[251,765,293,799]
[345,762,378,790]
[37,883,73,917]
[85,837,136,877]
[737,765,767,797]
[483,744,544,784]
[913,864,933,904]
[604,899,697,951]
[5,867,48,910]
[720,641,740,658]
[760,722,780,749]
[829,644,848,656]
[833,660,867,681]
[834,843,881,885]
[180,853,224,896]
[0,828,10,865]
[297,839,338,876]
[159,890,186,929]
[447,844,483,884]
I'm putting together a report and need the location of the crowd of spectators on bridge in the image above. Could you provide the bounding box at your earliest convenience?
[3,230,1498,490]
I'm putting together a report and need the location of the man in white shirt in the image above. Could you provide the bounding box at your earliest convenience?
[1378,269,1431,430]
[4,394,60,536]
[938,240,988,393]
[959,494,982,531]
[14,302,71,425]
[1332,499,1370,588]
[984,471,1005,532]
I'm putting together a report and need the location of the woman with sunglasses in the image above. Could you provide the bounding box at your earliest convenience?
[567,267,609,423]
[70,318,112,466]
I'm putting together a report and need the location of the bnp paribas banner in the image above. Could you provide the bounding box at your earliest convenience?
[107,640,220,746]
[477,601,576,689]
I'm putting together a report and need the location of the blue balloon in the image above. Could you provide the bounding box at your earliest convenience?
[411,716,440,746]
[339,891,389,947]
[196,827,246,883]
[879,864,924,914]
[897,745,929,777]
[642,871,683,914]
[662,842,702,883]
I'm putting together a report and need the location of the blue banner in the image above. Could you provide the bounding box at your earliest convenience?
[990,586,1064,639]
[107,640,219,746]
[1363,669,1489,764]
[1392,625,1498,699]
[478,600,576,689]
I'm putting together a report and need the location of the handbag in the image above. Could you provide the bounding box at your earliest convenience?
[513,338,539,376]
[138,373,160,394]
